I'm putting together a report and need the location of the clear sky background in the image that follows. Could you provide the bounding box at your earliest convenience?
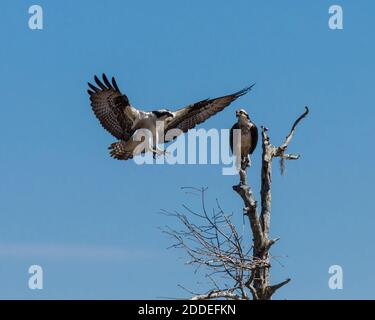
[0,0,374,299]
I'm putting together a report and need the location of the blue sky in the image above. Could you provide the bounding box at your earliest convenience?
[0,0,374,299]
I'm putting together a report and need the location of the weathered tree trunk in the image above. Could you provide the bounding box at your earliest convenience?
[165,107,309,300]
[233,107,309,300]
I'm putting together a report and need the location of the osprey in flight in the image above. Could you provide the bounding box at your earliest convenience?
[230,109,258,169]
[87,74,254,160]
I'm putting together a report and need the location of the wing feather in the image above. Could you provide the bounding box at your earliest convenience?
[166,84,255,140]
[88,74,138,140]
[249,124,258,155]
[230,122,240,154]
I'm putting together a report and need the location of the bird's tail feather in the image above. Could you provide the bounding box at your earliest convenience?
[108,141,133,160]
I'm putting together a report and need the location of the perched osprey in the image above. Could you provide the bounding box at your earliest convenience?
[230,109,258,169]
[87,74,254,160]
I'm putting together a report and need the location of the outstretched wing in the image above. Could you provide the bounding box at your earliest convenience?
[165,84,255,140]
[87,74,139,140]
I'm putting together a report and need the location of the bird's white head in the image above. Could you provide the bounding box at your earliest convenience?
[236,109,249,120]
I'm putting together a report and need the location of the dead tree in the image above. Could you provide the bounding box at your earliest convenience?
[163,107,309,300]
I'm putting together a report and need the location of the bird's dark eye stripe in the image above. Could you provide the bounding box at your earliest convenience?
[152,110,173,117]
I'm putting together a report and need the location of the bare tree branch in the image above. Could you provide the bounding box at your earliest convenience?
[191,289,243,300]
[164,107,309,300]
[232,176,264,249]
[235,107,308,299]
[267,278,291,297]
[276,106,309,157]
